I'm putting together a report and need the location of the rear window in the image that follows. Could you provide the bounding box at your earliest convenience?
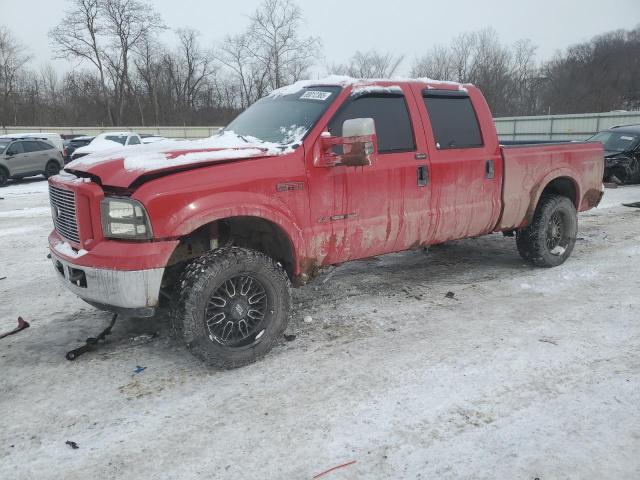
[105,135,128,145]
[423,92,483,149]
[38,141,54,150]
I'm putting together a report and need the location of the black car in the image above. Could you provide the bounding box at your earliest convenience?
[63,136,94,164]
[589,125,640,184]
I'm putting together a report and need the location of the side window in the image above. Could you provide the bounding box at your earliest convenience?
[423,93,483,149]
[38,141,53,150]
[328,95,415,153]
[127,136,141,145]
[8,141,24,154]
[22,141,42,153]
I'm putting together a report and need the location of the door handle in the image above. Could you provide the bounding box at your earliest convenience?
[485,159,495,179]
[417,165,428,187]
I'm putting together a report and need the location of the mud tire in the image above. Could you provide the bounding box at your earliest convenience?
[516,194,577,268]
[171,247,291,369]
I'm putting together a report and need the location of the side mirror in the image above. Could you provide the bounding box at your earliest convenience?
[314,117,378,168]
[6,149,16,156]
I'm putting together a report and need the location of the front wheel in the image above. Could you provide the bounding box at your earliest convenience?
[171,247,291,369]
[0,168,8,187]
[516,194,578,267]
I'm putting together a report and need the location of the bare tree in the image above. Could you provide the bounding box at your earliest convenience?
[171,29,216,113]
[49,0,113,124]
[411,28,536,116]
[411,44,454,80]
[0,27,31,126]
[134,34,165,125]
[248,0,321,90]
[217,33,269,108]
[101,0,164,125]
[330,50,404,78]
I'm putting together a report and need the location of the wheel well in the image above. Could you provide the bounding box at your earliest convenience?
[540,177,578,207]
[166,216,296,278]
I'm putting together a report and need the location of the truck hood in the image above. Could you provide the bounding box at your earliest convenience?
[64,133,283,188]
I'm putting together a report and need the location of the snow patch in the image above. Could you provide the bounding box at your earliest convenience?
[54,240,87,259]
[267,75,470,99]
[66,131,286,173]
[0,206,51,218]
[51,171,91,184]
[550,246,566,255]
[350,85,404,96]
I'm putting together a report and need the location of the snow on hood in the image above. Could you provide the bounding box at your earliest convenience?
[67,131,282,171]
[63,131,286,188]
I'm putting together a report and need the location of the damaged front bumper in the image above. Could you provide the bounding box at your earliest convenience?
[51,251,164,317]
[49,231,178,318]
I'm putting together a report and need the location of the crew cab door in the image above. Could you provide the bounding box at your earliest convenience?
[22,140,47,172]
[325,88,429,260]
[412,87,502,243]
[4,141,28,175]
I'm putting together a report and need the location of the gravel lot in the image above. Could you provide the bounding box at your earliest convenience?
[1,178,639,479]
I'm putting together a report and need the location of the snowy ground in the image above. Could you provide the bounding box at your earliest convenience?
[1,178,639,479]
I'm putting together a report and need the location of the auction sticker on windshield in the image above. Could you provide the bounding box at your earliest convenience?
[300,91,332,101]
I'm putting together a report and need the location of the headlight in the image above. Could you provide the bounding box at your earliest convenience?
[100,197,153,240]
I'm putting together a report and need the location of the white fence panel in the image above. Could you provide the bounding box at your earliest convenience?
[495,111,640,141]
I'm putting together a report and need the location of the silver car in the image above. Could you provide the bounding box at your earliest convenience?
[0,138,64,186]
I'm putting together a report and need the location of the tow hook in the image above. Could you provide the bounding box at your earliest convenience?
[66,314,118,360]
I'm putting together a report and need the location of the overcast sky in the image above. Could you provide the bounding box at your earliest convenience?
[2,0,639,76]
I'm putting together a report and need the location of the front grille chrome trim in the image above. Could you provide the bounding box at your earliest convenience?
[49,185,80,244]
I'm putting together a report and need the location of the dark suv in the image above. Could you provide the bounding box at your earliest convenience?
[63,136,94,164]
[0,138,64,186]
[589,124,640,184]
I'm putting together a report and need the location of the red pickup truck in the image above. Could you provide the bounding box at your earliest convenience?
[48,78,604,368]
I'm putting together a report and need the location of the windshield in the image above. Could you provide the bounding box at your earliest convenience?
[104,135,128,145]
[224,86,342,145]
[0,139,11,153]
[590,131,639,153]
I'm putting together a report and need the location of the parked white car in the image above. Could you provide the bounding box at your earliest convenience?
[70,132,142,161]
[0,133,64,154]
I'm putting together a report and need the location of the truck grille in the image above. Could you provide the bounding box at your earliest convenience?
[49,186,80,244]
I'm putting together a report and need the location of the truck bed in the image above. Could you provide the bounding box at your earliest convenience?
[497,141,604,230]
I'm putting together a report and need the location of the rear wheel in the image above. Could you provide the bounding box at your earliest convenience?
[44,161,61,179]
[171,247,291,369]
[0,167,8,187]
[516,194,577,267]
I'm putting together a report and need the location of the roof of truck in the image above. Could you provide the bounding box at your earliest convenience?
[268,75,472,98]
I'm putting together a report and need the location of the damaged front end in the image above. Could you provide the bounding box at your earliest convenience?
[604,152,640,184]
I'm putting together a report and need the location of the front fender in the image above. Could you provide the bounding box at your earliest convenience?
[141,189,305,275]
